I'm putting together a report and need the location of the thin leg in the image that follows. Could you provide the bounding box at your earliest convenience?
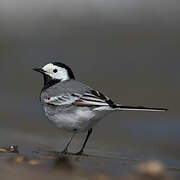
[75,128,92,155]
[61,132,76,154]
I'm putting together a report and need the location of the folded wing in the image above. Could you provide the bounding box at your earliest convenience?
[44,90,115,107]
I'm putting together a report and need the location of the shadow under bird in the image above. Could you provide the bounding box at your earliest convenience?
[33,62,167,155]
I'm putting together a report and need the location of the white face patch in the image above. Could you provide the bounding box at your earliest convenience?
[42,63,70,81]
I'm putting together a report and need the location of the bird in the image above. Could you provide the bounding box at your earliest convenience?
[33,62,167,155]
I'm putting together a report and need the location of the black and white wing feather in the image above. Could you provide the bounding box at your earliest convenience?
[44,93,82,106]
[72,90,117,107]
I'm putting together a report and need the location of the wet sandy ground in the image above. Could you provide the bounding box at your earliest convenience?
[0,143,179,180]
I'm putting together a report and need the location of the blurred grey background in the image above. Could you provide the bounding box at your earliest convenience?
[0,0,179,170]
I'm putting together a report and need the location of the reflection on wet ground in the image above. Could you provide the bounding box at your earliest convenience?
[0,143,178,180]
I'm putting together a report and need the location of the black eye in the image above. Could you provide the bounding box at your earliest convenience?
[53,69,58,73]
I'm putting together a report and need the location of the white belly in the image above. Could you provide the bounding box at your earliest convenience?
[43,106,109,132]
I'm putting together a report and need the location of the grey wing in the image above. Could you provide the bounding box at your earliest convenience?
[43,90,117,107]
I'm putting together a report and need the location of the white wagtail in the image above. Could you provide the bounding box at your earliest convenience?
[33,62,167,155]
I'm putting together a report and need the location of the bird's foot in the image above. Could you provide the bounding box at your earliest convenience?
[72,150,88,157]
[61,148,69,156]
[75,150,83,156]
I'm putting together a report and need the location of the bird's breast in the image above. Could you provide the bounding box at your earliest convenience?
[42,105,99,132]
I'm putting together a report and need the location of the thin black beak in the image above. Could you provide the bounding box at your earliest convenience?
[33,68,45,74]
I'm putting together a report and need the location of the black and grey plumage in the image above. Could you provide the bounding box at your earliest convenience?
[33,62,167,155]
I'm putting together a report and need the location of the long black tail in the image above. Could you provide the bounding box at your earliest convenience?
[115,105,168,112]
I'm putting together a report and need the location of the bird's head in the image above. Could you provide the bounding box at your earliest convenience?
[33,62,75,86]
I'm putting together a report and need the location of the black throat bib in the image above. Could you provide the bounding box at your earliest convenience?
[42,74,61,91]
